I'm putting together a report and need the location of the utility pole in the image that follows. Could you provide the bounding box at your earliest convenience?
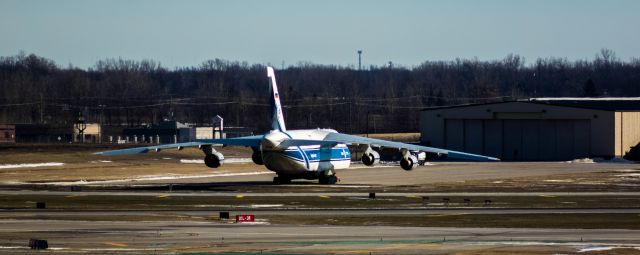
[39,93,44,124]
[357,50,362,71]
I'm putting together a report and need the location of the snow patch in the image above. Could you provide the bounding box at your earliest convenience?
[180,159,202,164]
[180,158,252,164]
[90,160,112,163]
[544,179,574,183]
[249,204,284,208]
[0,162,64,169]
[564,157,635,164]
[565,158,594,164]
[615,173,640,178]
[17,171,273,185]
[577,246,614,252]
[0,246,24,249]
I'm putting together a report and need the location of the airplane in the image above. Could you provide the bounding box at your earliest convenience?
[97,67,499,184]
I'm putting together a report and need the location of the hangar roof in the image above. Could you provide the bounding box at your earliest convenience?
[528,98,640,111]
[421,98,640,112]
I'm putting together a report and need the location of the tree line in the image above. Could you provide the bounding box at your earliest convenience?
[1,49,639,134]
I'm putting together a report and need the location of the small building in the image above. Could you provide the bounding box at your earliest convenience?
[420,98,640,161]
[195,127,214,139]
[0,124,15,143]
[123,121,195,144]
[72,123,102,143]
[14,124,72,143]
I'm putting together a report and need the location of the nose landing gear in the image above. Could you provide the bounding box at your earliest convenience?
[319,174,338,185]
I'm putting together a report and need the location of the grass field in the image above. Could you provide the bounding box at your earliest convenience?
[266,213,640,229]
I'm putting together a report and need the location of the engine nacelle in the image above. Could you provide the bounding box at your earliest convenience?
[361,150,380,166]
[251,148,264,165]
[400,155,418,171]
[204,152,224,168]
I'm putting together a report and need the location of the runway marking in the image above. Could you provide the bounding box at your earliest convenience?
[426,213,467,217]
[340,250,375,253]
[65,194,87,198]
[387,243,438,247]
[106,243,128,247]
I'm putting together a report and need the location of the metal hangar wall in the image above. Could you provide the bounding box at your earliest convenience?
[420,100,640,161]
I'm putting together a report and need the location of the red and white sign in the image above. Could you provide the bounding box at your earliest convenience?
[235,214,255,223]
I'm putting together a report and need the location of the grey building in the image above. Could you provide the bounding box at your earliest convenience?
[123,121,195,144]
[420,99,640,161]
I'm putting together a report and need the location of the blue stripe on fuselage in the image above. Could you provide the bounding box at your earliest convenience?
[283,146,350,163]
[280,131,309,169]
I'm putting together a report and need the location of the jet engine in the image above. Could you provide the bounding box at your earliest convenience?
[361,150,380,166]
[400,155,418,171]
[251,147,264,165]
[204,152,224,168]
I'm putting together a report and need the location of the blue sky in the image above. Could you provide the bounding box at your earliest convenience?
[1,0,638,69]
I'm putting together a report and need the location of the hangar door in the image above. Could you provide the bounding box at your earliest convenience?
[444,119,591,161]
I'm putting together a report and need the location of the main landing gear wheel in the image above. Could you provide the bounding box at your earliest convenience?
[273,176,291,184]
[319,175,338,185]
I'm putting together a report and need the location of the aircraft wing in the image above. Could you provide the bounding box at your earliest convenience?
[323,133,499,162]
[279,139,338,147]
[95,135,264,156]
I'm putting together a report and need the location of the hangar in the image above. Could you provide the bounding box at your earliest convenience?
[420,98,640,161]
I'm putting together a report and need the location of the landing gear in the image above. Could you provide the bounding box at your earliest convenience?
[273,176,291,184]
[319,175,338,185]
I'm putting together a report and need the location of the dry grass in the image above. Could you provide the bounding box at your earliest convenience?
[267,213,640,229]
[0,144,254,183]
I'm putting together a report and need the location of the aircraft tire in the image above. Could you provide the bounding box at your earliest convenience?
[273,176,291,184]
[319,175,337,185]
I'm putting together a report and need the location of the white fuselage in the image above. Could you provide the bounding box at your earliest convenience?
[260,129,351,177]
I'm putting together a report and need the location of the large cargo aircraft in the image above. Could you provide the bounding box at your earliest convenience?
[97,67,498,184]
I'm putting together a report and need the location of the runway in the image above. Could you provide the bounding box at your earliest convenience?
[2,190,640,197]
[3,161,637,187]
[1,161,638,254]
[1,219,639,254]
[3,208,640,216]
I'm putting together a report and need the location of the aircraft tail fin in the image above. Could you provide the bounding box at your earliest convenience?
[267,66,286,131]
